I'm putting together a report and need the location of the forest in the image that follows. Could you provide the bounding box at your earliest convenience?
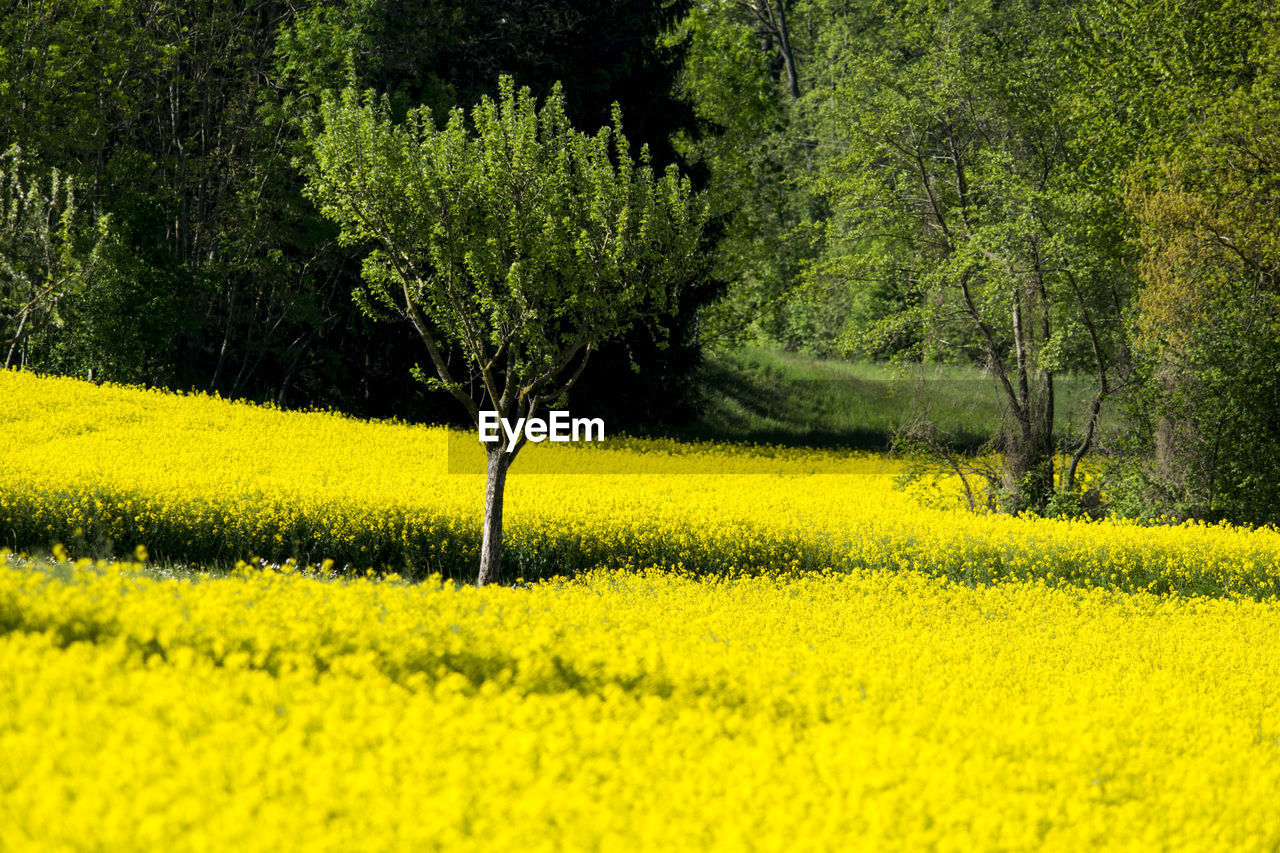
[2,0,1278,525]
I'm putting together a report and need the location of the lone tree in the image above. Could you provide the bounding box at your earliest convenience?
[305,77,705,585]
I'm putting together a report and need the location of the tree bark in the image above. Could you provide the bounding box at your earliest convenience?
[5,308,29,369]
[770,0,801,101]
[737,0,801,100]
[1064,388,1104,492]
[477,449,511,587]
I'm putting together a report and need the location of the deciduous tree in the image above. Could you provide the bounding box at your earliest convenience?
[806,0,1128,512]
[306,77,705,583]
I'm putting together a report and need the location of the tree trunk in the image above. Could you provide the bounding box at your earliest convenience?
[477,449,511,587]
[771,0,801,101]
[1004,433,1054,512]
[1003,372,1056,513]
[5,308,29,369]
[750,0,801,101]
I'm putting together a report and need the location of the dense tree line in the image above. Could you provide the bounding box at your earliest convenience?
[680,0,1280,523]
[0,0,713,426]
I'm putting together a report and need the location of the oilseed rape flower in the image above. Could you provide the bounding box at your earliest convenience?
[2,368,1280,596]
[3,369,1280,848]
[1,558,1279,850]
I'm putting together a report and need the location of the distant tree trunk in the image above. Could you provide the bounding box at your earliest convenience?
[772,0,800,101]
[1062,270,1113,494]
[477,448,512,587]
[738,0,801,100]
[1003,400,1055,512]
[1002,289,1056,512]
[5,308,29,369]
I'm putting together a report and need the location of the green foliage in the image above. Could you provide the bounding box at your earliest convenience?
[1070,0,1280,527]
[273,0,716,426]
[801,0,1127,511]
[668,1,832,352]
[0,147,111,369]
[0,0,709,426]
[1127,110,1280,522]
[0,0,335,392]
[306,77,706,424]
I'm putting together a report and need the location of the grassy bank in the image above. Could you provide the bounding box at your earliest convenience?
[678,347,1115,451]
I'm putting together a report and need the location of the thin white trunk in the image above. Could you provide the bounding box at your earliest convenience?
[477,450,510,586]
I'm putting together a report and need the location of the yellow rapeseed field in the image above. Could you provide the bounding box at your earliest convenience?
[2,557,1279,850]
[4,369,1280,848]
[2,368,1280,595]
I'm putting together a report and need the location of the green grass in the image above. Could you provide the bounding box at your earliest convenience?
[671,346,1115,451]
